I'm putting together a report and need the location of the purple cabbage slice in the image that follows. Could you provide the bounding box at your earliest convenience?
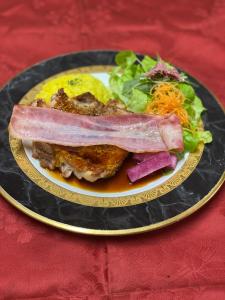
[128,152,172,182]
[129,152,178,182]
[168,154,177,169]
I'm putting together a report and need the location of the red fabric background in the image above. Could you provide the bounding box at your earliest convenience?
[0,0,225,299]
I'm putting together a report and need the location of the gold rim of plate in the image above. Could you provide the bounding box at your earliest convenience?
[1,65,225,235]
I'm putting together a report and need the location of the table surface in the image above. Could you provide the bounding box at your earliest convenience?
[0,1,225,299]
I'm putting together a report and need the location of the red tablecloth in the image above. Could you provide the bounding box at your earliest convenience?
[0,1,225,299]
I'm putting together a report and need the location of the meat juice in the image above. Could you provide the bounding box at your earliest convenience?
[48,157,163,193]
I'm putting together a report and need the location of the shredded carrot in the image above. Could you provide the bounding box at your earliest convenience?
[146,82,189,126]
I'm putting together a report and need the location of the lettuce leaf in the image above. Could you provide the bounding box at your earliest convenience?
[109,51,156,109]
[183,94,212,152]
[178,83,195,101]
[192,96,206,123]
[127,89,149,113]
[140,55,156,72]
[197,130,213,143]
[122,78,153,97]
[183,128,212,152]
[115,51,137,67]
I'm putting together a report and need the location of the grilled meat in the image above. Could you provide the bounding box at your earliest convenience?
[33,142,128,181]
[32,89,128,182]
[51,89,106,115]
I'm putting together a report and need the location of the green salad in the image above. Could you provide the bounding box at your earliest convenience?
[109,51,212,153]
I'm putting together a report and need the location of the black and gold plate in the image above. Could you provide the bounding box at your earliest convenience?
[0,50,224,235]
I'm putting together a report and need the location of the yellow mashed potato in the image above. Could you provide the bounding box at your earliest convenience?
[35,74,111,104]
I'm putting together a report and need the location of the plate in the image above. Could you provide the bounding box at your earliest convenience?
[0,50,224,236]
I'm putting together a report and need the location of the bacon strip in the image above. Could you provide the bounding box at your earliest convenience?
[9,105,183,153]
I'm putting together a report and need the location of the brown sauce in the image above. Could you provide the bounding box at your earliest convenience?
[47,157,163,193]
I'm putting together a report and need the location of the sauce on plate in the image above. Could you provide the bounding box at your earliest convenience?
[48,157,163,193]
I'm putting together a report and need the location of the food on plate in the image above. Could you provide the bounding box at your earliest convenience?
[9,51,213,183]
[128,152,177,183]
[146,82,189,126]
[133,152,177,169]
